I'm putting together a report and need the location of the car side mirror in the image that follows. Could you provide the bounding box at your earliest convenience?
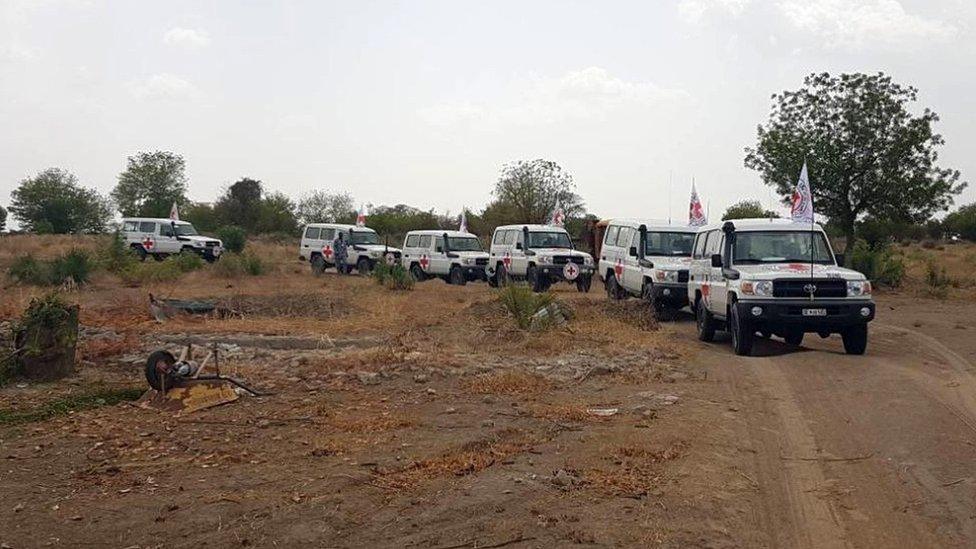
[515,242,523,250]
[710,254,723,268]
[835,253,845,266]
[628,246,638,257]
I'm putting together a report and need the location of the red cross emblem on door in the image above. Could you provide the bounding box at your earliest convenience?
[142,237,155,250]
[502,252,512,269]
[419,254,430,270]
[613,258,624,277]
[322,245,333,259]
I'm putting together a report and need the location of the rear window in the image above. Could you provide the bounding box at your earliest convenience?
[503,230,517,245]
[406,235,420,247]
[139,222,156,233]
[321,228,335,240]
[305,227,321,239]
[123,221,139,232]
[693,233,707,259]
[419,235,432,248]
[604,226,619,246]
[616,227,634,247]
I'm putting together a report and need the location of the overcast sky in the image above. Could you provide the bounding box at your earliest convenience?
[2,0,974,227]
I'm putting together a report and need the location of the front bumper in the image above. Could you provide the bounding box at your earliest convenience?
[538,264,594,282]
[460,265,488,280]
[735,299,875,331]
[650,283,689,308]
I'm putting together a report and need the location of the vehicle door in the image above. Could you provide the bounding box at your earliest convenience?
[158,221,181,253]
[301,226,320,259]
[430,234,450,275]
[510,230,528,276]
[688,231,707,304]
[600,225,620,283]
[416,235,433,274]
[137,221,158,253]
[618,226,640,294]
[401,234,420,268]
[703,230,728,316]
[122,220,140,247]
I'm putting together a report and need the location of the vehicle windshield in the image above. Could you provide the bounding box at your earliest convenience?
[645,232,694,257]
[349,231,379,245]
[448,237,482,251]
[527,231,572,249]
[174,223,198,236]
[733,231,834,264]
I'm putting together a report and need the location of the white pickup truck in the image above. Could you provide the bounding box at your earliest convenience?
[299,223,402,275]
[121,218,223,262]
[486,224,594,292]
[400,230,489,285]
[687,218,875,356]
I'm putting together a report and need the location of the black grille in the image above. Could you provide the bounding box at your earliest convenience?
[553,255,585,265]
[773,279,846,298]
[475,258,488,266]
[677,270,689,283]
[206,241,218,247]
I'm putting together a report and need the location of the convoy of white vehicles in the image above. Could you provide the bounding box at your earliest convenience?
[485,224,594,292]
[121,218,223,262]
[298,223,402,275]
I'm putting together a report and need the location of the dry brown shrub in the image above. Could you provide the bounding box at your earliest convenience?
[328,413,413,433]
[529,404,611,423]
[464,370,551,395]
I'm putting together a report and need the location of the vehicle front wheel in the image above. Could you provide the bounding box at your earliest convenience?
[842,324,868,355]
[356,257,372,276]
[527,265,547,292]
[696,299,716,342]
[605,274,625,301]
[496,264,511,287]
[410,263,426,282]
[134,246,148,262]
[449,265,466,286]
[576,274,591,293]
[311,255,326,276]
[730,304,754,356]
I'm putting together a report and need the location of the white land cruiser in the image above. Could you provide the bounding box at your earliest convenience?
[121,218,223,262]
[598,219,696,319]
[687,218,875,356]
[486,224,594,292]
[400,230,489,285]
[299,223,402,275]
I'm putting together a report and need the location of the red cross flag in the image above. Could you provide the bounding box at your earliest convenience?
[689,183,707,227]
[550,198,566,227]
[356,204,368,227]
[791,162,814,224]
[459,210,468,233]
[169,202,180,221]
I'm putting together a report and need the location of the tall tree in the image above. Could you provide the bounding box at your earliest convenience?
[493,159,584,224]
[256,191,299,234]
[113,151,188,217]
[10,168,113,234]
[182,202,219,234]
[213,177,264,230]
[722,200,779,221]
[744,72,966,244]
[296,190,355,225]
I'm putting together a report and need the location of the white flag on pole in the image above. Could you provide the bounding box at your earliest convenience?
[688,183,707,226]
[169,202,180,221]
[356,204,368,227]
[791,162,814,224]
[459,210,468,233]
[550,198,566,227]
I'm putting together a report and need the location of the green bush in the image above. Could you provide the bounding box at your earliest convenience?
[100,230,139,274]
[846,240,906,288]
[925,261,951,298]
[498,284,555,329]
[217,225,247,253]
[213,252,266,278]
[371,260,392,286]
[8,255,48,285]
[385,264,414,291]
[118,260,183,285]
[172,251,205,273]
[49,250,93,285]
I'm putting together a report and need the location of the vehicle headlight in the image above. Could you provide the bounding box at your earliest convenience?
[656,270,679,283]
[369,251,381,258]
[847,280,872,297]
[584,256,593,266]
[461,257,473,265]
[741,280,773,296]
[539,255,552,264]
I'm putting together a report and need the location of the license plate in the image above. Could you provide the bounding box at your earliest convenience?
[802,308,827,317]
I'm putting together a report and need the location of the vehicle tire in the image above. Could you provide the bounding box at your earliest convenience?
[410,263,426,282]
[842,324,868,355]
[152,253,165,262]
[605,274,625,301]
[496,263,511,287]
[696,299,716,342]
[356,257,372,276]
[311,255,326,276]
[527,265,545,293]
[449,265,467,286]
[145,350,176,392]
[134,246,148,262]
[729,304,754,356]
[576,274,591,293]
[784,331,804,346]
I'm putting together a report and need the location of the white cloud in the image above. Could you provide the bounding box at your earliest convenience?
[678,0,753,23]
[420,67,689,129]
[777,0,957,50]
[128,73,201,100]
[163,27,211,49]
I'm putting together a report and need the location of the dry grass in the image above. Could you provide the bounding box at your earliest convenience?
[582,439,689,497]
[892,242,976,300]
[327,413,414,434]
[0,234,103,269]
[464,370,551,395]
[529,403,612,423]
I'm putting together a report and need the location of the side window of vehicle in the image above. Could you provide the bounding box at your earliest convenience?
[139,222,156,233]
[405,235,420,248]
[604,226,619,247]
[123,221,139,232]
[704,230,721,257]
[692,234,705,259]
[435,237,444,253]
[492,231,504,245]
[419,235,432,248]
[631,229,641,249]
[321,229,335,241]
[161,223,175,237]
[616,227,633,247]
[305,227,320,239]
[503,230,516,246]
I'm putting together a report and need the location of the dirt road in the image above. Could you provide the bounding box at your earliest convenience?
[2,282,975,548]
[674,296,976,548]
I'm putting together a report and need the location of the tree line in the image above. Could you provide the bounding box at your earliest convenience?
[2,72,973,245]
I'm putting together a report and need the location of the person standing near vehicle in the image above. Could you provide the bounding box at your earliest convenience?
[332,231,349,274]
